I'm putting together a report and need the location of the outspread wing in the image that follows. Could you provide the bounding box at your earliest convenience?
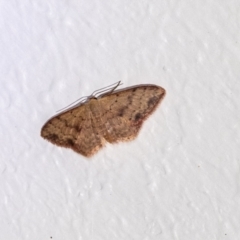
[98,85,166,143]
[41,104,105,157]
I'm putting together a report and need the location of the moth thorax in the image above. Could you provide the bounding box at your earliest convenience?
[88,98,102,116]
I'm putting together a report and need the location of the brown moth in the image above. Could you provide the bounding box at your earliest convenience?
[41,82,166,157]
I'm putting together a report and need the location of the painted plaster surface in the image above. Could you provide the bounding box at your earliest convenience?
[1,1,240,239]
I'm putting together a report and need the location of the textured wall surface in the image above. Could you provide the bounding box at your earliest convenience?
[1,0,240,239]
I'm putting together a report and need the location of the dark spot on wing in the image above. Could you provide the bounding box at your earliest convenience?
[48,134,58,141]
[134,113,142,121]
[118,107,126,117]
[67,138,74,146]
[148,96,159,107]
[74,125,82,132]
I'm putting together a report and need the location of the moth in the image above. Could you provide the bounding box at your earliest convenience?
[41,82,166,157]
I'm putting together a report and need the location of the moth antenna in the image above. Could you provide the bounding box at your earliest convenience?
[56,82,122,113]
[56,96,88,113]
[106,81,122,94]
[92,81,122,98]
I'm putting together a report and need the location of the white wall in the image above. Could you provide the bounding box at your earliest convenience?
[1,0,240,239]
